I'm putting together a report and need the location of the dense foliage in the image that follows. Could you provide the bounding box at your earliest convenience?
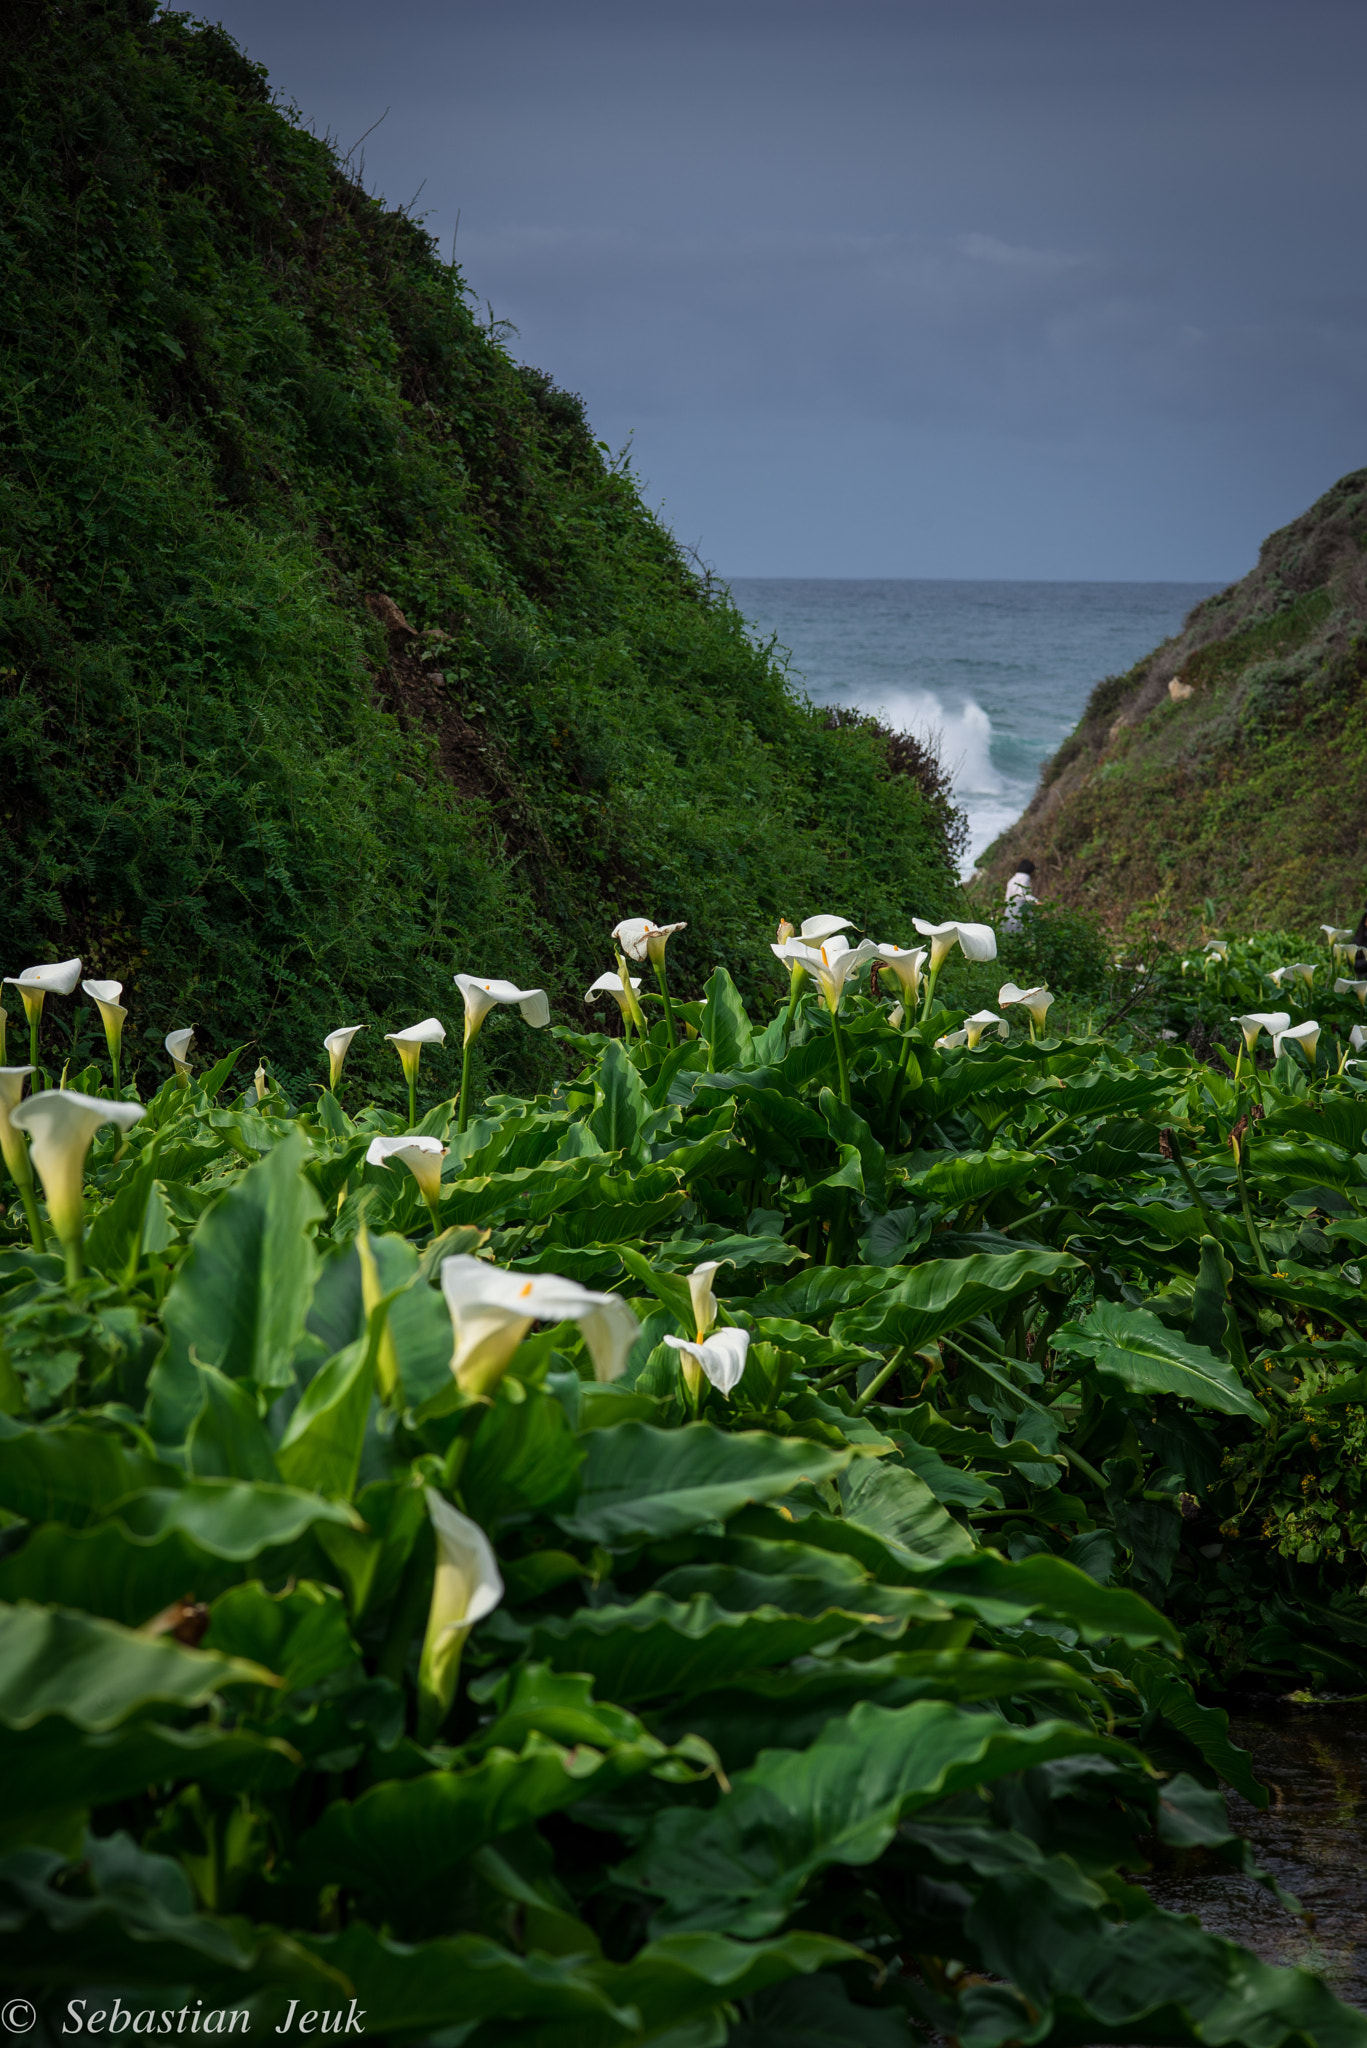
[0,0,959,1112]
[5,912,1367,2042]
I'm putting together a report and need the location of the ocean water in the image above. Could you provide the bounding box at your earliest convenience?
[730,579,1223,870]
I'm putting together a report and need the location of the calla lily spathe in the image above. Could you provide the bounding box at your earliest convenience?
[1334,980,1367,1006]
[774,934,878,1011]
[964,1009,1009,1049]
[1270,964,1316,990]
[874,944,928,1003]
[453,975,551,1043]
[586,971,643,1022]
[1202,940,1229,963]
[1233,1010,1290,1052]
[999,983,1055,1034]
[165,1028,194,1082]
[5,958,81,1068]
[366,1133,448,1220]
[1323,926,1356,944]
[440,1255,640,1399]
[324,1025,365,1089]
[612,918,687,966]
[934,1026,970,1050]
[81,980,127,1089]
[10,1088,144,1280]
[416,1488,504,1741]
[386,1017,446,1128]
[664,1328,750,1398]
[912,920,998,971]
[1352,1025,1367,1053]
[1273,1019,1320,1063]
[0,1066,45,1251]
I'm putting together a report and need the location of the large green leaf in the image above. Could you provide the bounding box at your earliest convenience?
[2,1718,301,1820]
[185,1362,281,1482]
[0,1415,179,1527]
[276,1332,375,1500]
[701,965,754,1073]
[839,1455,976,1564]
[832,1247,1080,1351]
[623,1698,1134,1936]
[111,1479,362,1556]
[158,1129,323,1396]
[203,1580,360,1693]
[557,1422,851,1545]
[0,1602,274,1730]
[903,1148,1041,1209]
[1052,1300,1266,1421]
[589,1039,649,1157]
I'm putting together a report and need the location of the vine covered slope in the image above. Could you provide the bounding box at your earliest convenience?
[0,0,959,1109]
[981,471,1367,930]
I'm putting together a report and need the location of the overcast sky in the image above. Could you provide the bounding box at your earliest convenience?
[205,0,1367,581]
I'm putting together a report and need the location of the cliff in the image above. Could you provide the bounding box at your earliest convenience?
[980,471,1367,934]
[0,0,959,1103]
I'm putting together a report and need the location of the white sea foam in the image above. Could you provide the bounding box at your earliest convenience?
[849,685,1022,870]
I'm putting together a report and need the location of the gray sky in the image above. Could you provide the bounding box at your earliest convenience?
[205,0,1367,580]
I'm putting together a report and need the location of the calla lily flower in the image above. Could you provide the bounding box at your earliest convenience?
[664,1327,750,1399]
[912,920,998,970]
[586,970,644,1024]
[367,1132,448,1229]
[10,1088,144,1281]
[82,980,127,1091]
[612,917,687,966]
[1334,980,1367,1006]
[1270,964,1316,990]
[934,1027,970,1050]
[874,943,928,1003]
[1233,1010,1290,1052]
[453,977,549,1132]
[324,1025,365,1090]
[1202,940,1229,963]
[1323,926,1356,944]
[686,1259,727,1341]
[796,914,856,944]
[999,983,1055,1038]
[964,1009,1009,1049]
[773,936,878,1104]
[612,919,686,1049]
[416,1488,504,1742]
[165,1027,195,1084]
[1272,1019,1320,1065]
[385,1017,446,1128]
[0,1066,45,1251]
[440,1255,641,1398]
[4,958,82,1069]
[888,1002,904,1029]
[253,1063,268,1101]
[1352,1025,1367,1052]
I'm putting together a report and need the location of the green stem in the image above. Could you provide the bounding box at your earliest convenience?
[1164,1128,1218,1236]
[1062,1445,1108,1491]
[782,965,805,1035]
[853,1346,906,1414]
[654,957,677,1051]
[62,1233,83,1289]
[408,1068,418,1132]
[920,961,942,1024]
[16,1172,47,1255]
[1233,1134,1271,1275]
[457,1040,473,1135]
[28,1008,40,1074]
[829,1004,851,1107]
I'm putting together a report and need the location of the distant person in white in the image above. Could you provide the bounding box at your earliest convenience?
[1004,859,1037,933]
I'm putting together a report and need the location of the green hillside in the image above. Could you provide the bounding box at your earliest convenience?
[981,471,1367,934]
[0,0,959,1106]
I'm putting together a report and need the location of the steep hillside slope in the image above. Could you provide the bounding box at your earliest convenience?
[0,0,959,1104]
[981,472,1367,932]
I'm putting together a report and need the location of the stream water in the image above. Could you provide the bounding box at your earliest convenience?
[1146,1709,1367,2005]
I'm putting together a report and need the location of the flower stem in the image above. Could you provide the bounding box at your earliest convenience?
[654,958,677,1050]
[782,964,805,1035]
[853,1346,905,1414]
[1233,1129,1271,1275]
[15,1171,47,1254]
[920,964,942,1023]
[62,1232,82,1288]
[829,1005,852,1106]
[457,1040,473,1135]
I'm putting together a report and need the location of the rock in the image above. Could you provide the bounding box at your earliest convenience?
[1168,676,1195,701]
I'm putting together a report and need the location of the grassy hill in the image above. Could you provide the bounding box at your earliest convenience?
[0,0,960,1106]
[980,471,1367,936]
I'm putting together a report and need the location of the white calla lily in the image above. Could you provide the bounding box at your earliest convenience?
[664,1328,751,1399]
[795,915,855,944]
[612,918,687,1050]
[164,1027,195,1084]
[1323,926,1356,944]
[998,983,1055,1038]
[586,970,643,1023]
[1352,1025,1367,1052]
[1270,964,1316,990]
[453,976,549,1132]
[0,1067,45,1251]
[773,935,878,1105]
[82,980,127,1090]
[888,1002,904,1029]
[1202,939,1228,962]
[1233,1010,1290,1053]
[1272,1019,1320,1065]
[367,1133,448,1227]
[385,1017,446,1128]
[687,1260,728,1341]
[1334,980,1367,1006]
[964,1009,1009,1049]
[912,920,998,970]
[874,943,928,1003]
[440,1255,641,1398]
[323,1024,365,1090]
[416,1488,504,1741]
[4,958,82,1069]
[10,1088,144,1280]
[935,1027,969,1050]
